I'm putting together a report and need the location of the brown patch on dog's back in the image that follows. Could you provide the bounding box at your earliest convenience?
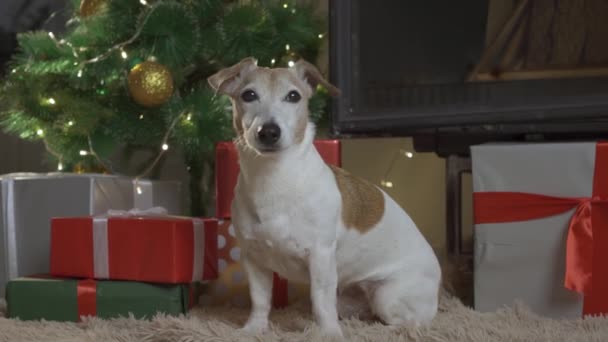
[329,165,385,233]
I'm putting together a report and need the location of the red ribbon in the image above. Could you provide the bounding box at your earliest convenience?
[474,142,608,316]
[77,279,97,321]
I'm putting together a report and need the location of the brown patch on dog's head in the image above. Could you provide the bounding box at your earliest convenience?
[293,59,341,97]
[329,165,384,233]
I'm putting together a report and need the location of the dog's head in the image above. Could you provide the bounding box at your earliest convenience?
[208,57,339,155]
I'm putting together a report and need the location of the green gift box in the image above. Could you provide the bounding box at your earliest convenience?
[6,275,201,321]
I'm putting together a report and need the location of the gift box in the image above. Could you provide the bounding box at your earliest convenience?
[472,142,608,318]
[0,173,182,295]
[213,140,341,308]
[50,209,218,284]
[6,275,201,321]
[201,219,310,308]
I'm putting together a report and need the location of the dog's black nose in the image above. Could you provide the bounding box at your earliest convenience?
[257,123,281,146]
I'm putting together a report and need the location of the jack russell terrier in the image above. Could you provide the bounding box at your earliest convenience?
[208,57,441,338]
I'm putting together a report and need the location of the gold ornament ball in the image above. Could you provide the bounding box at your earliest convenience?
[128,61,175,107]
[80,0,107,18]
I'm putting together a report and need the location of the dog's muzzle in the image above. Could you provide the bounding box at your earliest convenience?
[256,122,281,149]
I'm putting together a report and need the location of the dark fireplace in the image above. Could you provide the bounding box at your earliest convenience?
[329,0,608,156]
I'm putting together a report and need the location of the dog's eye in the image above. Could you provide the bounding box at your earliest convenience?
[241,90,258,102]
[285,90,301,103]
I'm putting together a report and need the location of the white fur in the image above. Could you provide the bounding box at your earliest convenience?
[209,60,441,338]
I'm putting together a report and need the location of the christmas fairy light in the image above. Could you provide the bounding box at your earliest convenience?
[68,121,74,126]
[77,69,83,77]
[120,49,128,59]
[11,69,16,73]
[139,114,144,120]
[79,150,88,156]
[136,112,184,179]
[291,9,296,14]
[36,129,44,136]
[283,3,288,8]
[48,32,55,39]
[57,161,63,171]
[48,98,56,105]
[136,186,143,195]
[78,6,156,67]
[288,61,295,67]
[401,150,414,158]
[381,180,393,188]
[271,58,276,65]
[318,34,324,39]
[285,44,290,51]
[186,113,192,121]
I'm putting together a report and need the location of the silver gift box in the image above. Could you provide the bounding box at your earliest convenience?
[471,142,595,318]
[0,173,182,295]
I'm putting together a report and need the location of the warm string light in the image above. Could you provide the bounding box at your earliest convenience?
[380,149,415,188]
[72,6,156,68]
[318,33,324,39]
[48,98,56,105]
[36,129,44,136]
[288,61,295,67]
[135,112,185,179]
[139,114,144,120]
[68,121,74,126]
[57,161,63,171]
[285,44,290,51]
[120,49,128,59]
[380,180,393,188]
[271,58,276,65]
[79,150,88,156]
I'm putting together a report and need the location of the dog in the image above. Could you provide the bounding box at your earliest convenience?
[208,57,441,338]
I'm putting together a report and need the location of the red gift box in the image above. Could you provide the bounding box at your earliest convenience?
[50,215,218,284]
[214,139,341,308]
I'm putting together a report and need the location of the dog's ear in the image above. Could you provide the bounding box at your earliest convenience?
[293,59,340,97]
[208,57,258,96]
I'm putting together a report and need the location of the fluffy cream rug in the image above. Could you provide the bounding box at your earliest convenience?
[1,294,607,342]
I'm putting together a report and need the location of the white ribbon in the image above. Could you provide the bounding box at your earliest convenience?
[91,206,205,281]
[2,178,19,280]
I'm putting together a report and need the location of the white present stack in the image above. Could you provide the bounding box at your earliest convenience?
[0,173,182,295]
[472,142,608,319]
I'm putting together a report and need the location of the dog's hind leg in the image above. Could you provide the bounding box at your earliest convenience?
[369,275,438,326]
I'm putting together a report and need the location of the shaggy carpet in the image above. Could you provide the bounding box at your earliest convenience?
[1,294,607,342]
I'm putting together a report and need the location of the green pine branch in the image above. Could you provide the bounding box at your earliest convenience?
[0,0,330,216]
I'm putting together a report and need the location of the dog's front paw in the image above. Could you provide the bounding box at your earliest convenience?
[241,318,269,335]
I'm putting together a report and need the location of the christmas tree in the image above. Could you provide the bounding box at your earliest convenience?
[0,0,328,215]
